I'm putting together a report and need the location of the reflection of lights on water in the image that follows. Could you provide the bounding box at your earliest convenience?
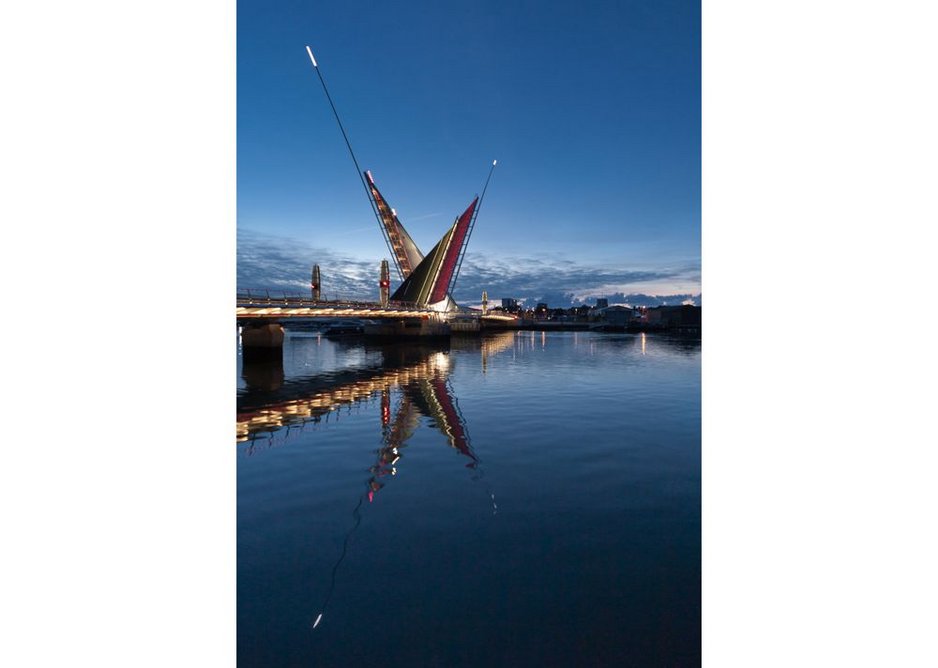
[541,331,546,348]
[240,335,515,441]
[641,332,646,355]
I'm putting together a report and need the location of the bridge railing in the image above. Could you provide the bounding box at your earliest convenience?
[237,288,397,300]
[238,288,311,302]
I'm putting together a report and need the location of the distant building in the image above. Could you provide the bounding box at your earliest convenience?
[534,302,548,319]
[501,297,519,312]
[599,305,634,327]
[595,298,609,309]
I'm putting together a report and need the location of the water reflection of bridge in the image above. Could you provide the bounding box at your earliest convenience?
[238,333,514,630]
[236,333,515,445]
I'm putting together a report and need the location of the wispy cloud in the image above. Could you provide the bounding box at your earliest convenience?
[327,226,376,239]
[450,255,700,306]
[238,228,378,300]
[405,212,444,222]
[238,227,701,306]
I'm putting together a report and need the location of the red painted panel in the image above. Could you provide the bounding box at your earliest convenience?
[429,197,477,304]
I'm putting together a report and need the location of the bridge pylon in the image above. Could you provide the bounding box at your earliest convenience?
[380,259,390,307]
[311,265,321,301]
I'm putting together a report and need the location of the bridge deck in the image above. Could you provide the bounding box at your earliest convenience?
[236,294,518,322]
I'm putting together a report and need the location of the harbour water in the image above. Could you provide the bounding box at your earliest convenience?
[237,330,700,666]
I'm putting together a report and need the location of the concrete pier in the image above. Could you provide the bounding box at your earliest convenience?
[240,321,285,360]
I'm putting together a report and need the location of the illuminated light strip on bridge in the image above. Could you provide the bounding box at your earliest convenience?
[236,302,518,322]
[236,306,439,319]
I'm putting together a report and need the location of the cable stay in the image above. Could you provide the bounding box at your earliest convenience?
[448,159,497,300]
[304,46,398,269]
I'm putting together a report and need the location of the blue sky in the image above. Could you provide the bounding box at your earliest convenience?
[238,0,700,306]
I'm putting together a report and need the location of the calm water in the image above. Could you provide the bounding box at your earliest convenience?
[237,330,700,666]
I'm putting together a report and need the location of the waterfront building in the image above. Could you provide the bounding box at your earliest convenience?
[646,305,702,330]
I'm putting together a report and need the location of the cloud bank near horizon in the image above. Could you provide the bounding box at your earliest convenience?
[237,228,701,307]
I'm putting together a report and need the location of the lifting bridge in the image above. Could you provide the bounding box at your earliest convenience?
[237,47,513,356]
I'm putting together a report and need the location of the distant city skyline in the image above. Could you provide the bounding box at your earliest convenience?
[238,0,700,306]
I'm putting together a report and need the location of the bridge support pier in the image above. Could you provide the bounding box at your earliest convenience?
[240,321,284,361]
